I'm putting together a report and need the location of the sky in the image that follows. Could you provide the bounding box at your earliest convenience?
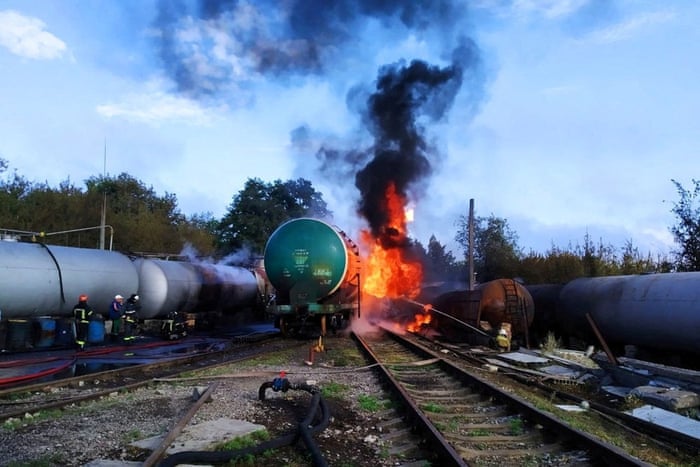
[1,0,698,259]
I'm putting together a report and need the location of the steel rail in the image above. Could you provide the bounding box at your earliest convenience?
[353,331,467,466]
[360,328,651,467]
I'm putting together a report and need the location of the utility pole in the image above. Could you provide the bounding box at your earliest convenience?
[468,198,475,291]
[100,139,107,250]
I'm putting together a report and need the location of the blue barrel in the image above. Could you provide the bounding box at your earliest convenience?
[34,317,56,348]
[87,317,105,344]
[6,319,31,350]
[55,318,75,346]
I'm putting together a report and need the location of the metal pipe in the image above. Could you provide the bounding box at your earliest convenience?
[398,297,492,338]
[39,225,115,251]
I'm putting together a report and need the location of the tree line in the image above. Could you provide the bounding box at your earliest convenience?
[1,158,698,283]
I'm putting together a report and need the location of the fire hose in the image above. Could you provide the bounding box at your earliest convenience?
[158,374,330,467]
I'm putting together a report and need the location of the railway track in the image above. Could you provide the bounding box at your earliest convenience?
[354,328,656,466]
[409,332,700,461]
[0,334,294,422]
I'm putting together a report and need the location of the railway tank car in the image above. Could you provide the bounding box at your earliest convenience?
[427,278,535,348]
[134,259,262,319]
[555,272,700,358]
[263,218,361,336]
[0,239,265,350]
[0,241,139,319]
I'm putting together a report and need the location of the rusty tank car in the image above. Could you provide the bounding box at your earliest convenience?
[428,278,535,348]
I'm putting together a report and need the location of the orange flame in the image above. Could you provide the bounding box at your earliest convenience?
[361,182,423,299]
[406,312,432,333]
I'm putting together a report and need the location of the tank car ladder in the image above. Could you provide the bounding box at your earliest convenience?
[503,279,531,349]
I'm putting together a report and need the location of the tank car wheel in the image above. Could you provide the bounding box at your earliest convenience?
[277,316,290,337]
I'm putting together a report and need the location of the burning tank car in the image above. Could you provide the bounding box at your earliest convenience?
[263,218,361,337]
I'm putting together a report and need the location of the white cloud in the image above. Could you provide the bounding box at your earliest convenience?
[510,0,589,20]
[0,10,67,59]
[96,91,221,125]
[586,10,676,44]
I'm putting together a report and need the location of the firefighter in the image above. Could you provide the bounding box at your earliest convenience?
[161,310,187,340]
[108,294,124,339]
[123,294,140,342]
[73,294,93,350]
[495,327,511,352]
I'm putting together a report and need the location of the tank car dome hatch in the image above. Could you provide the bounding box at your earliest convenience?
[263,218,354,304]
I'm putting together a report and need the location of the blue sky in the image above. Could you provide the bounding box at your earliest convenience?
[0,1,697,258]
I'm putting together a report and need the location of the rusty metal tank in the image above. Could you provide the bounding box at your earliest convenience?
[431,279,535,344]
[0,241,138,318]
[556,272,700,355]
[477,279,535,335]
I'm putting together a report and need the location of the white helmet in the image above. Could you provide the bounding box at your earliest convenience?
[115,294,123,300]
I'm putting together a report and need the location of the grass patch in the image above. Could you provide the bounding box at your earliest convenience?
[327,345,366,367]
[213,429,271,465]
[509,417,524,435]
[3,391,34,402]
[357,394,381,412]
[421,402,445,413]
[321,381,349,399]
[215,429,270,451]
[540,332,561,354]
[2,409,64,431]
[123,429,142,442]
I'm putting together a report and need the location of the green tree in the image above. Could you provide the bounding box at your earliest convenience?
[669,178,700,271]
[574,232,618,277]
[180,212,219,256]
[0,169,34,231]
[423,235,461,283]
[217,178,330,255]
[84,173,188,253]
[455,214,522,282]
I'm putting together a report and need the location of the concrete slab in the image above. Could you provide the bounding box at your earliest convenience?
[555,404,588,412]
[601,386,632,398]
[630,386,700,411]
[539,365,581,378]
[132,418,266,454]
[497,352,549,365]
[628,405,700,441]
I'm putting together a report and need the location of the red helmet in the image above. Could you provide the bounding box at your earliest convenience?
[79,294,88,302]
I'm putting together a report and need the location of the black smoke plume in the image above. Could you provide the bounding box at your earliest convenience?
[154,0,464,98]
[356,39,480,247]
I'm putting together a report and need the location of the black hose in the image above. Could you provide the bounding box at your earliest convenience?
[158,379,330,467]
[297,391,329,467]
